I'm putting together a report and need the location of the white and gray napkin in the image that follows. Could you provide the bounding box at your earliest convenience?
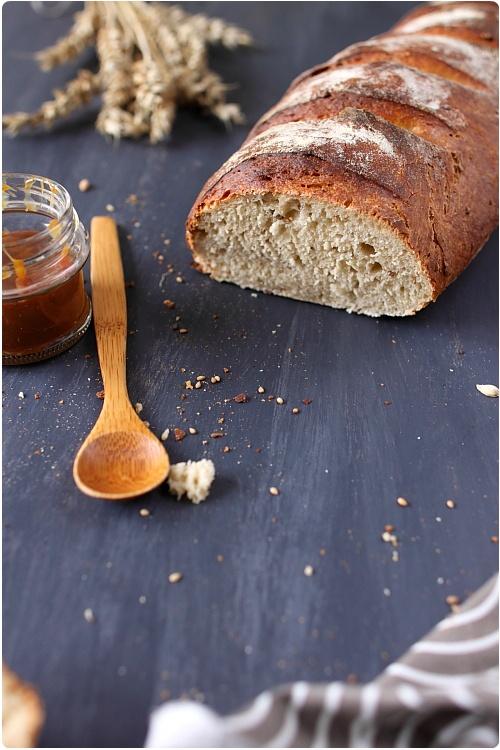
[146,575,498,748]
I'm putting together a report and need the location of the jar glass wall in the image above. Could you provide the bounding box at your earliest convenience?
[2,173,91,364]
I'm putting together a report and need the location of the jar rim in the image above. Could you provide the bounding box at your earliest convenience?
[2,173,89,300]
[3,172,73,265]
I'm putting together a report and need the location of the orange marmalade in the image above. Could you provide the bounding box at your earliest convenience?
[2,174,91,364]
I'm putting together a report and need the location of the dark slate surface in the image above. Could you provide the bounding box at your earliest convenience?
[2,2,498,747]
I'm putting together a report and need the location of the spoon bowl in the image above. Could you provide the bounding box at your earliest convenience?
[74,430,170,500]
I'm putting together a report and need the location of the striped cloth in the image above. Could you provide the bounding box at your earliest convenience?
[146,576,498,748]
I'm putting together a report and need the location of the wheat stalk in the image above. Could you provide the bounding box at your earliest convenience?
[3,1,252,143]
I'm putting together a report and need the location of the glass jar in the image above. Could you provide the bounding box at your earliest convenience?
[2,173,91,365]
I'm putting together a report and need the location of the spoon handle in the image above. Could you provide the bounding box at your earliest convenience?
[90,217,129,406]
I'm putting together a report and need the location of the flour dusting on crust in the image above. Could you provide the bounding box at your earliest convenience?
[262,61,464,127]
[342,33,498,89]
[397,6,487,33]
[208,109,447,199]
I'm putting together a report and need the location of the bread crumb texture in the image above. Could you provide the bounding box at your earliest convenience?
[193,194,432,317]
[168,459,215,503]
[2,664,44,748]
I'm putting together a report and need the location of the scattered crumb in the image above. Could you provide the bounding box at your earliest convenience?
[216,554,224,563]
[178,328,189,335]
[161,429,170,441]
[78,178,91,192]
[257,386,265,394]
[475,384,499,398]
[174,428,186,442]
[83,608,95,623]
[223,446,231,453]
[175,276,184,284]
[18,392,25,400]
[2,664,44,748]
[126,193,138,205]
[445,499,456,509]
[188,427,198,435]
[168,459,215,504]
[304,565,315,577]
[210,431,224,439]
[163,299,176,309]
[96,390,105,399]
[233,393,249,403]
[383,400,392,406]
[139,508,150,517]
[168,572,183,584]
[134,402,143,414]
[381,530,398,547]
[58,399,64,405]
[269,486,280,496]
[139,595,147,604]
[34,392,41,400]
[396,496,410,507]
[291,407,300,414]
[319,548,326,556]
[105,203,115,212]
[211,375,221,384]
[490,536,498,544]
[383,588,391,597]
[223,367,230,374]
[276,397,284,405]
[302,399,312,405]
[446,594,460,610]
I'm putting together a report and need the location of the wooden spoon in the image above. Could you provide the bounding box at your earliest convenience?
[73,217,169,499]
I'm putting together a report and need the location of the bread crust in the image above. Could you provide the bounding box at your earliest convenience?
[186,1,498,313]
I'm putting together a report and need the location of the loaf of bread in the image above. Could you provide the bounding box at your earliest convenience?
[186,2,498,316]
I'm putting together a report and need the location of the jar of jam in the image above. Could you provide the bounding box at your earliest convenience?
[3,173,91,364]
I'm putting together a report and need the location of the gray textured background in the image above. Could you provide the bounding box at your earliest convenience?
[3,2,498,747]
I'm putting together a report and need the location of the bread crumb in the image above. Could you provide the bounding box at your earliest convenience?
[476,384,499,398]
[269,486,280,496]
[134,402,143,414]
[396,496,410,507]
[2,665,44,748]
[168,572,183,584]
[168,459,215,503]
[161,428,170,441]
[304,565,315,577]
[139,508,150,517]
[78,178,91,192]
[83,608,95,623]
[105,203,115,212]
[233,393,249,403]
[276,397,284,405]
